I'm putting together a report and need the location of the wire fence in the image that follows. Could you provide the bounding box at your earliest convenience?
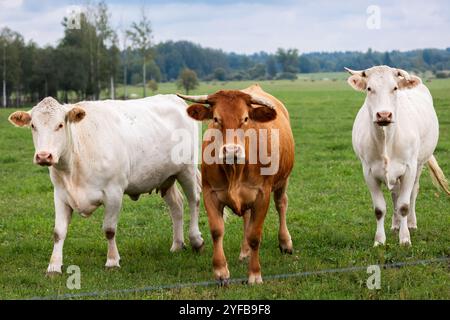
[29,256,450,300]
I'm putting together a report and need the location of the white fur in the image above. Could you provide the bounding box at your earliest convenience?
[350,66,439,246]
[24,95,203,274]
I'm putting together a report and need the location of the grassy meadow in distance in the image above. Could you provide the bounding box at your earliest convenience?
[0,74,449,299]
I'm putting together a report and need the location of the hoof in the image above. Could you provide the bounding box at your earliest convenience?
[214,265,230,285]
[46,271,62,278]
[400,239,412,247]
[46,264,62,276]
[373,241,386,247]
[105,259,121,269]
[374,234,386,247]
[279,244,293,255]
[239,251,250,262]
[248,273,263,285]
[190,235,204,252]
[408,225,417,231]
[170,242,187,252]
[391,227,399,233]
[216,278,230,288]
[192,240,205,253]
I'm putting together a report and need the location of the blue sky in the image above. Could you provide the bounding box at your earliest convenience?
[0,0,449,54]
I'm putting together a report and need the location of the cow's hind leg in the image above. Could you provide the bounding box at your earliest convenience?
[163,184,186,252]
[408,166,422,230]
[177,167,204,251]
[47,191,72,275]
[274,183,293,254]
[103,189,123,268]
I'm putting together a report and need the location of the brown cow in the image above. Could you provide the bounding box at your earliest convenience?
[178,84,295,285]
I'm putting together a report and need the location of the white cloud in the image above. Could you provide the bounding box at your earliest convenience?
[0,0,23,9]
[0,0,449,53]
[0,3,66,46]
[108,0,450,53]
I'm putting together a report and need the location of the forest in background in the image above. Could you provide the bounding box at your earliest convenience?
[1,1,450,106]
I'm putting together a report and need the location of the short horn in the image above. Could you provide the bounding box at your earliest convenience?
[249,95,276,109]
[344,67,367,77]
[176,93,210,104]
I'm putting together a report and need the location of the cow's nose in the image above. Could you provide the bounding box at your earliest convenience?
[35,152,53,166]
[222,144,244,159]
[224,145,240,155]
[376,111,393,125]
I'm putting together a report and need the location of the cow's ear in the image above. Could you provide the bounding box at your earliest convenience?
[187,104,212,121]
[67,106,86,123]
[347,75,367,92]
[249,106,277,123]
[398,75,422,90]
[8,111,31,127]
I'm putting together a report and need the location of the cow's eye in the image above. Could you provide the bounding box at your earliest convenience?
[31,123,35,130]
[58,123,64,129]
[213,117,219,124]
[244,117,249,123]
[367,87,372,92]
[393,86,398,91]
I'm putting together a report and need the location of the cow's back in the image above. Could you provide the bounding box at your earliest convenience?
[67,95,197,193]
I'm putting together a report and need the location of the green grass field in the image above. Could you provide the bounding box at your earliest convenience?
[0,76,449,299]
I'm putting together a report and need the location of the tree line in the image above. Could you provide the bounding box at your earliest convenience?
[1,1,450,107]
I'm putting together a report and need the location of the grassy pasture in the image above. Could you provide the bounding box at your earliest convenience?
[0,76,449,299]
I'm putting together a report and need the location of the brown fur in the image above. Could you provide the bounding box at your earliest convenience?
[399,204,410,217]
[348,75,367,92]
[67,106,86,123]
[398,75,422,89]
[105,228,115,240]
[375,208,383,220]
[8,111,31,127]
[187,104,213,121]
[53,231,60,243]
[186,84,295,282]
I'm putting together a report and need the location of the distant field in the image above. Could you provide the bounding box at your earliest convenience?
[0,77,449,299]
[114,73,351,99]
[113,71,434,99]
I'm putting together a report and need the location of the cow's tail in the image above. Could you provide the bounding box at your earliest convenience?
[427,155,450,196]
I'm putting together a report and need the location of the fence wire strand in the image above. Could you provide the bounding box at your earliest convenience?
[29,256,450,300]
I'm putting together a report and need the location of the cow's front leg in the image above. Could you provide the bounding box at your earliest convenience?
[204,189,229,285]
[163,184,186,252]
[103,189,123,268]
[364,169,387,247]
[397,166,417,246]
[247,194,270,285]
[47,191,72,275]
[239,210,251,261]
[390,184,401,232]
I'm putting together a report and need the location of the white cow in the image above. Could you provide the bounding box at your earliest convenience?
[8,96,204,275]
[347,65,449,246]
